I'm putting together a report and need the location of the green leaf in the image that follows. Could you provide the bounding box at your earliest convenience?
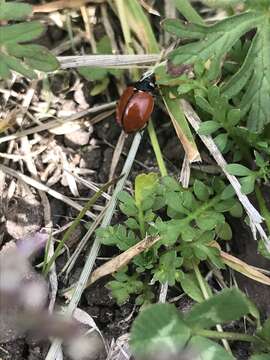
[214,133,228,152]
[155,219,183,245]
[6,43,59,71]
[221,185,235,199]
[130,303,191,357]
[97,225,137,251]
[214,198,236,212]
[168,8,270,131]
[153,251,183,286]
[96,35,112,54]
[125,218,140,230]
[2,53,36,79]
[188,336,235,360]
[229,202,243,217]
[227,108,241,127]
[185,288,258,329]
[179,273,204,303]
[0,21,44,43]
[161,176,182,191]
[193,179,210,201]
[180,225,198,242]
[78,67,108,81]
[169,12,263,79]
[163,19,205,38]
[215,222,232,240]
[177,82,196,95]
[196,212,225,230]
[0,21,59,79]
[226,163,253,176]
[198,121,222,135]
[195,96,214,114]
[0,1,32,20]
[135,173,159,208]
[0,55,11,78]
[254,151,266,168]
[166,191,191,215]
[107,275,143,305]
[90,77,110,96]
[240,175,256,194]
[241,23,270,132]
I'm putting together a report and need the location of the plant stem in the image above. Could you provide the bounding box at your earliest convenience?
[193,262,210,299]
[255,184,270,233]
[147,119,168,177]
[193,262,232,354]
[138,208,146,238]
[195,329,260,343]
[174,0,204,25]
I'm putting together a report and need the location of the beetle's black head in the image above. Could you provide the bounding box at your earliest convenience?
[134,74,156,93]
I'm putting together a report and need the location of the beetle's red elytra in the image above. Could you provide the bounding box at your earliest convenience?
[116,77,155,133]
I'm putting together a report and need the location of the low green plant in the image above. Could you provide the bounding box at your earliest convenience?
[78,35,122,96]
[97,173,243,304]
[0,0,59,79]
[130,288,270,360]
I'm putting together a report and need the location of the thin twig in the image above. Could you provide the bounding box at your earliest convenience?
[58,54,160,69]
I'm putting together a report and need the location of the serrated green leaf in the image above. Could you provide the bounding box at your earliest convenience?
[155,219,183,245]
[226,163,253,176]
[196,212,225,230]
[153,251,182,286]
[125,218,140,230]
[193,179,210,201]
[0,1,32,21]
[169,12,263,80]
[198,120,222,135]
[241,24,270,132]
[161,176,182,191]
[185,288,258,329]
[166,191,191,215]
[135,173,159,208]
[130,303,191,357]
[163,18,206,39]
[222,35,256,98]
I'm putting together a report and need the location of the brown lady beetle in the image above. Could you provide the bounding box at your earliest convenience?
[116,76,155,133]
